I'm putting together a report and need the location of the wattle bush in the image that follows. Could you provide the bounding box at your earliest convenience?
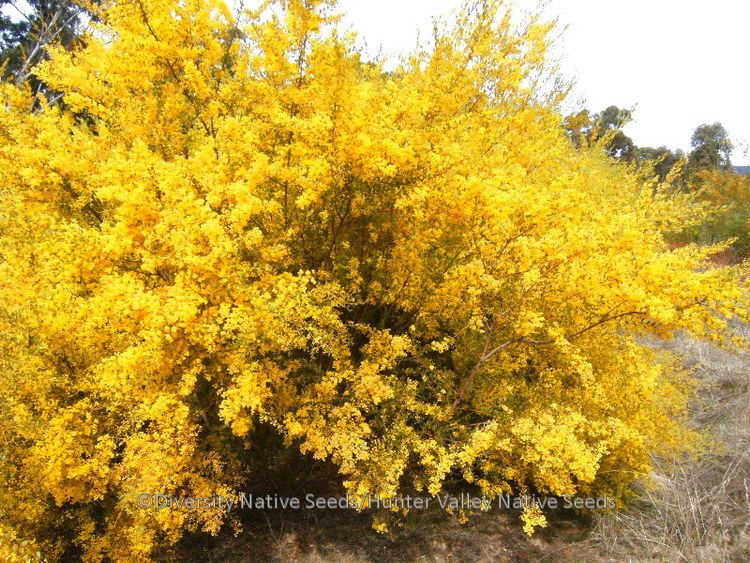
[1,0,747,559]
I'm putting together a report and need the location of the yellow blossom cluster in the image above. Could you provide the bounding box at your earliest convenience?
[0,0,748,559]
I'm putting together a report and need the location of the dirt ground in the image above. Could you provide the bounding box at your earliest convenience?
[174,502,614,562]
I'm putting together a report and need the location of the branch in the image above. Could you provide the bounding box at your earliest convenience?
[15,4,64,85]
[135,0,215,140]
[451,309,647,410]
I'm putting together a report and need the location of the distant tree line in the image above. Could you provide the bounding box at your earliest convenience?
[564,106,749,259]
[563,106,735,183]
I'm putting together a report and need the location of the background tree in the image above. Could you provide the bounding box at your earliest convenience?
[688,122,733,173]
[563,105,635,162]
[0,0,84,94]
[596,105,636,161]
[636,145,685,184]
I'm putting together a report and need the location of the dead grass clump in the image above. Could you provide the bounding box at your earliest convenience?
[592,327,750,561]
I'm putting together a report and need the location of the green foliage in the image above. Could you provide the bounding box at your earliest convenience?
[688,122,733,173]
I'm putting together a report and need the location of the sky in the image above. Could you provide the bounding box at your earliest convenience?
[338,0,750,165]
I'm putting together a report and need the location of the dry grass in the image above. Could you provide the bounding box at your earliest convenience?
[591,325,750,562]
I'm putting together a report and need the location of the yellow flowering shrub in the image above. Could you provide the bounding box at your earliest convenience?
[0,0,748,559]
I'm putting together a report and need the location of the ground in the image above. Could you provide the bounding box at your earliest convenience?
[176,503,610,562]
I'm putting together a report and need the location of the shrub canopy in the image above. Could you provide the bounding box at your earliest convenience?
[1,0,748,559]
